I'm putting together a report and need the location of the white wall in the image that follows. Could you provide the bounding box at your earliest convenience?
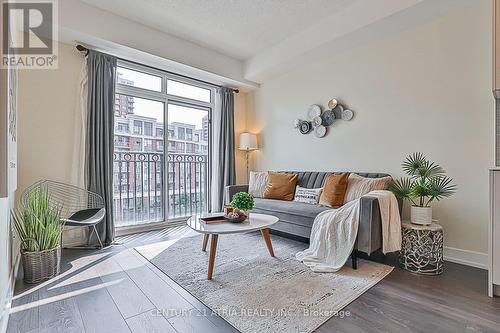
[17,42,87,245]
[247,1,493,256]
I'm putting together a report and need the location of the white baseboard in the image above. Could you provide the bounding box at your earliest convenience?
[443,246,488,270]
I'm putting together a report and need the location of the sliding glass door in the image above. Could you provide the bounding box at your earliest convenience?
[166,102,209,218]
[112,62,215,230]
[113,94,165,226]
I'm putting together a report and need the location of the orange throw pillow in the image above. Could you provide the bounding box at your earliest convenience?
[263,172,298,201]
[319,173,349,208]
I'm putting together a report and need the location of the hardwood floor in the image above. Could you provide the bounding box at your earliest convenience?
[7,226,500,333]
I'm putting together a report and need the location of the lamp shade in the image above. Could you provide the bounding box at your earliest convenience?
[239,133,258,151]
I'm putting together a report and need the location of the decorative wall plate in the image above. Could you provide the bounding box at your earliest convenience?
[307,104,321,120]
[312,116,322,127]
[342,109,354,121]
[321,110,335,126]
[314,125,327,138]
[327,99,338,109]
[332,104,344,119]
[299,121,312,134]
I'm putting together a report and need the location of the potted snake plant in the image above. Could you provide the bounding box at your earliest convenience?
[12,188,63,283]
[389,152,457,225]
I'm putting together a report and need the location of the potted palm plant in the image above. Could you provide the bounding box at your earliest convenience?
[12,188,63,283]
[389,152,457,225]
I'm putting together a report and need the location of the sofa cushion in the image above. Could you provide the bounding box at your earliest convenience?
[264,172,298,201]
[253,198,332,227]
[280,171,392,189]
[344,173,392,203]
[318,173,349,208]
[248,171,268,198]
[293,186,322,204]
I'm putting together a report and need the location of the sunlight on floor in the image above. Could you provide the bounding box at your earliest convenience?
[10,279,123,314]
[131,226,196,260]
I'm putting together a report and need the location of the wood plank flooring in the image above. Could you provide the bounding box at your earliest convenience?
[7,226,500,333]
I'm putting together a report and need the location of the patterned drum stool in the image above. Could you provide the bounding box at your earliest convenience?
[399,222,444,275]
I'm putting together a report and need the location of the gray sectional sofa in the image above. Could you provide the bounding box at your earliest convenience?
[225,171,401,268]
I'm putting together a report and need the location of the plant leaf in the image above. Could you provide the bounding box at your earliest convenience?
[388,178,414,199]
[402,152,427,177]
[427,176,457,203]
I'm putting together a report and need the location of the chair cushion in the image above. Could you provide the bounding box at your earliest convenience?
[62,208,105,226]
[263,172,298,201]
[318,173,349,208]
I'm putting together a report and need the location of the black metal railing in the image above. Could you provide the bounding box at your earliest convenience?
[167,153,209,218]
[112,152,208,227]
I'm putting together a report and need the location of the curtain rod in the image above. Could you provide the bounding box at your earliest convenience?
[76,44,239,93]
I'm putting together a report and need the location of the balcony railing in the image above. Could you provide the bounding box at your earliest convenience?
[113,152,208,227]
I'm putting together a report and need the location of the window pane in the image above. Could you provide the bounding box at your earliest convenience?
[144,122,153,136]
[178,127,185,140]
[167,80,211,103]
[113,94,165,227]
[117,67,162,92]
[133,120,142,135]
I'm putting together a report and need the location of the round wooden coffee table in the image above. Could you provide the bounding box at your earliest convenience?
[187,213,279,280]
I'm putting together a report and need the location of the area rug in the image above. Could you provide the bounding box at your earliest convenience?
[135,232,393,333]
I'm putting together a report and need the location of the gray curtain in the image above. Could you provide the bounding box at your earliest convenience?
[210,87,236,211]
[85,50,117,246]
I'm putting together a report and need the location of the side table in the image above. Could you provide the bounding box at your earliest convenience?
[399,221,444,275]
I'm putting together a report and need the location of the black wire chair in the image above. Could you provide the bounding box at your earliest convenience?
[21,180,106,249]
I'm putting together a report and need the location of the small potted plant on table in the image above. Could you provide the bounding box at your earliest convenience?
[12,188,63,283]
[389,152,457,225]
[227,192,254,223]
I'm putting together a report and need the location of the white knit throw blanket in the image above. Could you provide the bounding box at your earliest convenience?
[296,190,401,273]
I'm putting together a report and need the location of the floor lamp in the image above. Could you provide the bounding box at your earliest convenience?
[238,133,258,183]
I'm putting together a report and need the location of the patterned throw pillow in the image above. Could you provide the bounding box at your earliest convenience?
[343,174,392,203]
[248,171,268,198]
[293,186,323,205]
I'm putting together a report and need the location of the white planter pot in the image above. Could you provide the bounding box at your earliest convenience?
[411,206,433,225]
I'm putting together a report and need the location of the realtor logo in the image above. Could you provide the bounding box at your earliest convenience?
[1,0,58,69]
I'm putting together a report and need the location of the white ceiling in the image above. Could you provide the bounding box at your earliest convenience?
[68,0,475,85]
[80,0,354,60]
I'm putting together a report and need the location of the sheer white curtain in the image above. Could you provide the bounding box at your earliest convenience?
[70,58,88,188]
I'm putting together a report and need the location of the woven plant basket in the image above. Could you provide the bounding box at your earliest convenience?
[21,245,61,284]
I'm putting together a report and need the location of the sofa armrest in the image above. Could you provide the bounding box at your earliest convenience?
[356,195,403,255]
[224,184,249,205]
[357,196,382,255]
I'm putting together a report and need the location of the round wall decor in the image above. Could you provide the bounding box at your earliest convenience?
[312,116,322,127]
[295,98,355,138]
[341,109,354,121]
[314,125,327,138]
[321,109,335,126]
[307,104,321,120]
[327,99,338,109]
[299,121,312,134]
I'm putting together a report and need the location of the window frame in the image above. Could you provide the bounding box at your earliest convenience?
[114,59,216,231]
